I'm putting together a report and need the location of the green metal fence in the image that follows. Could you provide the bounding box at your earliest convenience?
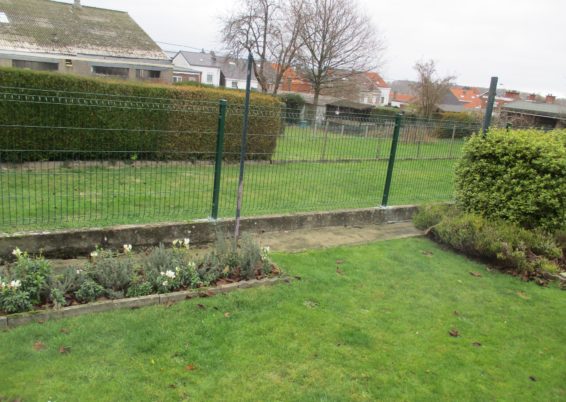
[0,86,483,231]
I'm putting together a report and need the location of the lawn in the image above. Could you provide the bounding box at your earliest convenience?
[0,127,461,232]
[1,237,564,401]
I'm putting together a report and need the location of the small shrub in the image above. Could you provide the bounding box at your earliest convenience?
[126,282,154,298]
[49,288,66,309]
[12,249,52,305]
[0,286,33,314]
[239,234,263,280]
[429,210,562,275]
[455,129,566,231]
[413,204,458,230]
[88,249,133,292]
[75,279,105,303]
[143,244,188,289]
[49,268,87,297]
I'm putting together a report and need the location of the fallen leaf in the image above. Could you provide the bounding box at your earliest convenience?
[197,304,206,310]
[185,364,196,371]
[336,268,344,275]
[60,327,70,334]
[33,341,44,351]
[59,345,71,354]
[224,312,231,318]
[168,384,177,389]
[303,300,318,309]
[453,310,460,316]
[449,328,460,337]
[517,291,530,300]
[469,271,482,277]
[529,375,537,382]
[336,259,345,265]
[472,342,482,347]
[421,250,433,257]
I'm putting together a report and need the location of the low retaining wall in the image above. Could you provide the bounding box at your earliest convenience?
[0,205,418,259]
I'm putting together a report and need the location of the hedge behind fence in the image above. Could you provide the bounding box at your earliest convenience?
[0,68,282,162]
[455,128,566,231]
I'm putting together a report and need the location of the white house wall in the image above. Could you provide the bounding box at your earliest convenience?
[226,77,259,90]
[172,54,222,86]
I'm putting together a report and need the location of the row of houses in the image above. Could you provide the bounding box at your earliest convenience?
[0,0,391,111]
[1,0,563,128]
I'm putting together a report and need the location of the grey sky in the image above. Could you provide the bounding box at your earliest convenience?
[60,0,566,96]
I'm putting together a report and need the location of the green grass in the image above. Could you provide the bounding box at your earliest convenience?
[0,128,463,231]
[1,238,564,401]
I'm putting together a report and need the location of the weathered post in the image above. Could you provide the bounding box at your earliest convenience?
[210,99,227,220]
[482,76,498,136]
[381,113,403,206]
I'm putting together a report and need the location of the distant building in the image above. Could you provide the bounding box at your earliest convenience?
[0,0,173,83]
[172,50,260,89]
[449,87,482,110]
[501,95,566,129]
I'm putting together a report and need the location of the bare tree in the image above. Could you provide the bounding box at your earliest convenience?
[411,60,455,118]
[297,0,384,111]
[220,0,304,94]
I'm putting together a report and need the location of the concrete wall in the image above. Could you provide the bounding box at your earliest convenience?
[1,55,173,84]
[0,206,419,259]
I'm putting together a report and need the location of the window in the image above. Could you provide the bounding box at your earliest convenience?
[231,81,238,89]
[206,73,213,83]
[65,59,73,67]
[173,75,183,83]
[92,65,129,78]
[136,69,161,80]
[0,12,9,24]
[12,60,58,71]
[380,97,385,104]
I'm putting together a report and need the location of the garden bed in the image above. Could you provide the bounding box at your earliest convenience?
[1,234,285,326]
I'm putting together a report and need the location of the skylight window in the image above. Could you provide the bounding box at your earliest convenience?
[0,12,9,23]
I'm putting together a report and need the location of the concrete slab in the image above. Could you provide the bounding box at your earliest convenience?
[254,221,423,253]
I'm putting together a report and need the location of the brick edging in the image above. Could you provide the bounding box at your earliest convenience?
[1,276,292,329]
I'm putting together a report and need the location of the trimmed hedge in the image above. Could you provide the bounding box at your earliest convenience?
[0,68,282,162]
[434,112,481,138]
[455,129,566,231]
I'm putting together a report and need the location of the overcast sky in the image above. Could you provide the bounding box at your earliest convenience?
[60,0,566,97]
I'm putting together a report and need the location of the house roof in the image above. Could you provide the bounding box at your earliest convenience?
[178,50,222,68]
[502,100,566,119]
[450,86,482,109]
[365,72,389,89]
[391,92,414,103]
[0,0,168,60]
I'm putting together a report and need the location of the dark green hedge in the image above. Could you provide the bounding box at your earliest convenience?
[455,129,566,231]
[0,68,282,162]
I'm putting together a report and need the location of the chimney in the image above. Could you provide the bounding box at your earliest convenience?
[504,90,520,100]
[74,0,81,7]
[527,93,537,102]
[545,94,556,104]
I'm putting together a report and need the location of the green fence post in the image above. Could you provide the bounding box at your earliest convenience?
[211,99,227,220]
[381,113,403,207]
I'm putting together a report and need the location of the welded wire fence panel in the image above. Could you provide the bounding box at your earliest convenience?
[231,109,395,216]
[2,83,538,232]
[0,87,220,230]
[386,116,480,205]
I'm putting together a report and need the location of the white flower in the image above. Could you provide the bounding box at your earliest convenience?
[172,239,181,247]
[183,238,190,249]
[76,269,82,275]
[90,251,99,258]
[123,244,132,254]
[12,247,22,258]
[0,281,5,289]
[9,280,21,289]
[262,246,270,254]
[162,280,168,287]
[187,261,196,269]
[165,270,176,279]
[175,266,180,272]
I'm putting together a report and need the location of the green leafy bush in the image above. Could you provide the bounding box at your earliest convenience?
[418,208,563,275]
[455,129,566,231]
[75,279,105,303]
[434,112,481,138]
[0,287,33,314]
[413,204,458,230]
[0,67,282,162]
[12,249,52,305]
